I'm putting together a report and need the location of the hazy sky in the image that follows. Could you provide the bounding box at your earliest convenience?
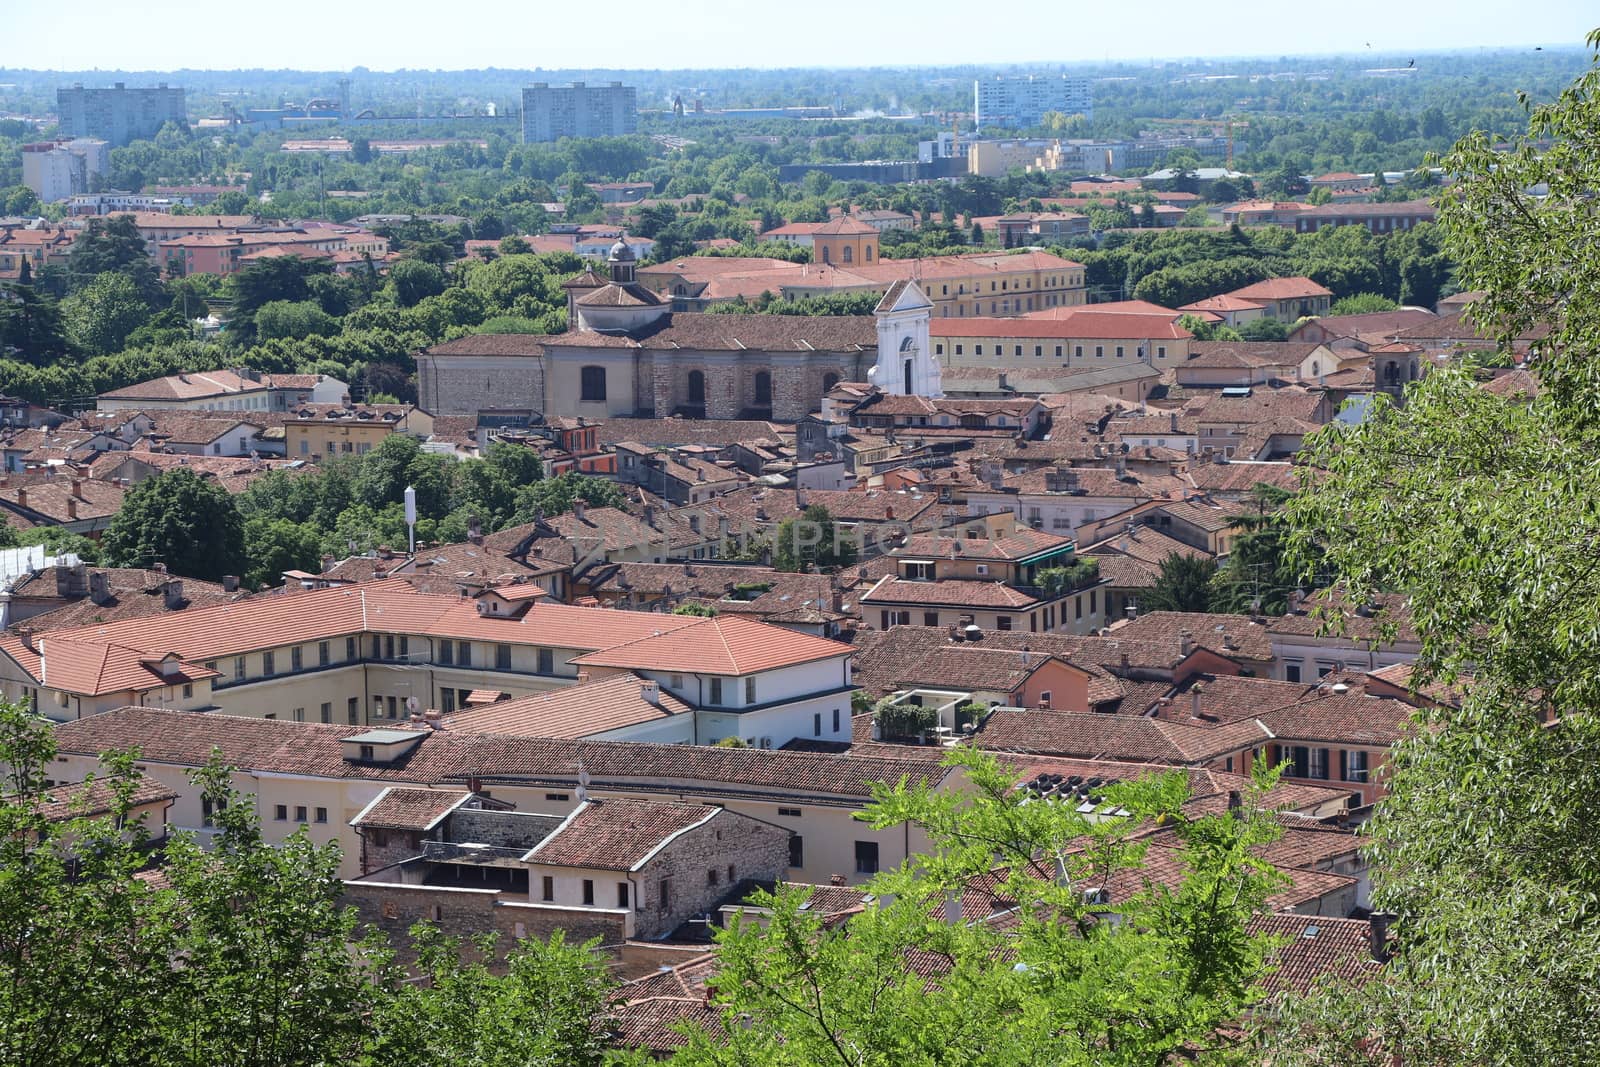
[3,0,1594,70]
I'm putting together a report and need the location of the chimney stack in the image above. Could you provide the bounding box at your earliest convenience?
[14,488,25,509]
[1190,682,1204,719]
[65,497,77,520]
[70,479,85,500]
[1178,630,1193,657]
[17,627,35,651]
[163,579,184,610]
[640,679,660,705]
[467,516,484,545]
[573,500,586,522]
[1368,912,1395,963]
[221,575,240,593]
[89,571,112,605]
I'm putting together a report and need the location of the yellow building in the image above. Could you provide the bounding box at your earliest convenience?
[931,309,1193,369]
[811,215,880,268]
[284,404,432,461]
[967,140,1051,178]
[783,250,1087,318]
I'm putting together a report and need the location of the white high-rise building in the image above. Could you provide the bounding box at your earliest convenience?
[21,138,109,204]
[974,75,1093,129]
[521,82,637,143]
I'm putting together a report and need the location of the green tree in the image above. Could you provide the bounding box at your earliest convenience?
[512,472,626,520]
[61,272,152,356]
[1237,317,1289,341]
[1328,293,1400,316]
[243,516,323,588]
[364,927,616,1067]
[1273,36,1600,1064]
[1140,552,1218,613]
[1212,485,1306,616]
[254,299,339,342]
[672,747,1286,1066]
[102,468,246,581]
[67,214,161,304]
[388,259,448,308]
[772,504,855,572]
[0,280,69,363]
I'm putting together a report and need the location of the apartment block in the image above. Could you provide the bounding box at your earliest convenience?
[57,83,186,146]
[521,82,637,143]
[974,74,1092,129]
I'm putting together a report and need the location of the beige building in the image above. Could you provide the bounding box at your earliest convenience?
[283,404,432,460]
[932,310,1192,369]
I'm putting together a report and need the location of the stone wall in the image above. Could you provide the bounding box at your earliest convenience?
[418,354,547,417]
[359,827,424,876]
[446,808,565,849]
[342,877,628,953]
[631,812,792,938]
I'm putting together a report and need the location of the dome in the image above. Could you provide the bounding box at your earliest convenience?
[607,236,636,263]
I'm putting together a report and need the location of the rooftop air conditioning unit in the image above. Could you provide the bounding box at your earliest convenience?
[758,736,773,749]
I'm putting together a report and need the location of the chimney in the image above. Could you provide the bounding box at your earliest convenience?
[152,562,166,574]
[1115,456,1127,479]
[998,371,1009,391]
[89,571,112,605]
[1368,912,1395,962]
[14,488,25,509]
[57,563,88,599]
[1178,629,1193,657]
[574,500,586,522]
[1189,681,1205,719]
[163,580,184,610]
[1169,411,1178,432]
[1227,789,1242,815]
[320,553,334,573]
[423,708,444,731]
[467,516,484,545]
[16,626,35,652]
[221,574,240,592]
[829,873,848,887]
[643,503,656,526]
[640,680,660,705]
[65,497,77,520]
[795,487,808,508]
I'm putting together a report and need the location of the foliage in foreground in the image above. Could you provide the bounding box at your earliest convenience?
[670,747,1288,1066]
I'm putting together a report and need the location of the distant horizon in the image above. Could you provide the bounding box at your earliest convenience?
[1,0,1593,74]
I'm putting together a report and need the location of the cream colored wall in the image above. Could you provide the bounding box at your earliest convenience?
[933,332,1188,368]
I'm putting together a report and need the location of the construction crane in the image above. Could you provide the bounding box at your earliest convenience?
[1226,119,1250,169]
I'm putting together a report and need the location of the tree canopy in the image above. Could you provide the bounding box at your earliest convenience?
[102,468,247,581]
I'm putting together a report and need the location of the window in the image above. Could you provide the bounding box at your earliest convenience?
[291,646,303,671]
[457,642,472,666]
[1285,663,1302,683]
[580,366,607,403]
[1014,345,1023,356]
[709,678,723,704]
[346,637,356,661]
[262,651,275,676]
[833,708,841,733]
[182,683,193,699]
[618,883,630,908]
[371,635,382,659]
[1342,750,1370,782]
[744,677,756,704]
[387,696,398,719]
[777,807,802,818]
[753,371,772,406]
[855,840,879,875]
[923,611,939,626]
[318,641,330,667]
[495,644,512,670]
[687,369,705,404]
[359,743,375,761]
[315,807,327,823]
[813,712,822,737]
[274,804,288,821]
[1309,747,1330,780]
[1075,597,1083,620]
[1157,346,1167,358]
[542,876,554,902]
[293,707,305,722]
[1115,346,1124,358]
[659,878,672,912]
[935,343,944,355]
[904,560,934,580]
[439,641,453,665]
[1055,345,1063,357]
[234,656,246,681]
[707,868,719,887]
[582,879,595,905]
[537,648,554,674]
[202,796,226,827]
[974,344,983,356]
[546,793,570,802]
[320,702,332,724]
[1074,345,1083,358]
[347,697,359,724]
[728,864,736,883]
[996,616,1013,631]
[440,687,456,714]
[789,835,804,868]
[954,344,963,355]
[384,636,395,660]
[1089,590,1097,614]
[1095,346,1104,358]
[294,805,308,823]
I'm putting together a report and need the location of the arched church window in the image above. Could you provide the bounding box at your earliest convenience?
[865,246,874,262]
[754,372,772,406]
[688,370,705,404]
[842,245,854,264]
[900,336,916,351]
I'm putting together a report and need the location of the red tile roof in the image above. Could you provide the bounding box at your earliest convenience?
[932,312,1190,341]
[1226,277,1333,302]
[569,613,853,674]
[523,798,723,869]
[441,672,692,739]
[350,787,472,830]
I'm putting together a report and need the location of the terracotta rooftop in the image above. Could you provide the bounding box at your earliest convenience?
[350,787,472,831]
[933,311,1190,341]
[441,671,691,738]
[523,798,723,870]
[569,613,853,675]
[1225,277,1333,302]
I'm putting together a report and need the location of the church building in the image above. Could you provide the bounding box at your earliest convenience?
[417,238,941,422]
